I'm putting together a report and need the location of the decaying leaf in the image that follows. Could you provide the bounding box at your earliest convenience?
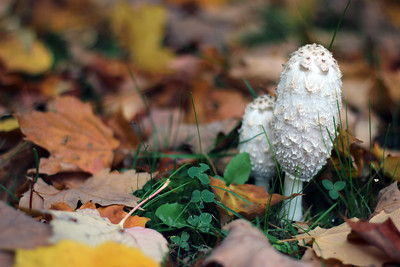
[203,219,312,267]
[210,177,290,220]
[0,201,51,250]
[19,169,152,209]
[345,217,400,262]
[16,96,119,174]
[47,209,168,264]
[15,240,159,267]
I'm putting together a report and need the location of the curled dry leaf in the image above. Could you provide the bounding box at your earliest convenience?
[19,169,152,210]
[16,96,119,174]
[203,219,312,267]
[297,218,388,266]
[345,217,400,262]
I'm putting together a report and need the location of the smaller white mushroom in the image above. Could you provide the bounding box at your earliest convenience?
[238,94,277,189]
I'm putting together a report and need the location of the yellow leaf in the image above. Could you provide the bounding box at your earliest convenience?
[0,117,19,132]
[111,2,174,71]
[15,240,160,267]
[0,34,53,75]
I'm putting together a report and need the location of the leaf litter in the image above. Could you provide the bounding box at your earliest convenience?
[1,0,400,266]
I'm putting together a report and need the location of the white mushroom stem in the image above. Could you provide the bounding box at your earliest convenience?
[281,173,303,221]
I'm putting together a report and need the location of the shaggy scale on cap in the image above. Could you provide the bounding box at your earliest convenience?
[272,43,342,182]
[238,94,277,187]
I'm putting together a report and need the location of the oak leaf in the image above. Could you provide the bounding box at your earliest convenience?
[15,240,159,267]
[16,96,119,174]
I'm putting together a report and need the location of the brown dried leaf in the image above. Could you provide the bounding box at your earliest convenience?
[0,201,51,250]
[345,217,400,261]
[296,219,389,266]
[16,96,119,174]
[374,182,400,215]
[210,177,291,220]
[203,219,312,267]
[19,169,152,209]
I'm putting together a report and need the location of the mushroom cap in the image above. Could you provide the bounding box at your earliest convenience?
[238,94,277,185]
[272,43,342,181]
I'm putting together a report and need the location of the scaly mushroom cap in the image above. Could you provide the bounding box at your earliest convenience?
[272,43,342,181]
[238,94,277,186]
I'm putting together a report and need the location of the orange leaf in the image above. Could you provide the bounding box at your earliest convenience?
[98,205,150,228]
[49,202,75,212]
[16,96,119,174]
[210,177,288,220]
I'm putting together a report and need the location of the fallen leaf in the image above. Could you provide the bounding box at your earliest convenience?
[16,96,120,174]
[0,201,51,250]
[374,181,400,215]
[345,217,400,262]
[383,155,400,180]
[49,202,75,212]
[203,219,312,267]
[111,2,174,71]
[15,240,159,267]
[210,177,290,220]
[147,108,239,153]
[0,33,53,75]
[19,169,152,209]
[28,156,81,176]
[47,209,168,263]
[296,219,389,266]
[97,205,150,228]
[0,117,19,132]
[330,127,364,177]
[301,247,345,267]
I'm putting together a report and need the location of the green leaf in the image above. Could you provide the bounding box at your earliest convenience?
[199,213,212,224]
[322,179,334,190]
[329,190,339,200]
[223,152,251,185]
[333,181,346,191]
[191,190,201,203]
[201,189,215,203]
[155,203,188,228]
[187,215,199,226]
[188,163,210,184]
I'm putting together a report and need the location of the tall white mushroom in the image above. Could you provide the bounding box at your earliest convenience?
[272,44,342,221]
[238,95,277,189]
